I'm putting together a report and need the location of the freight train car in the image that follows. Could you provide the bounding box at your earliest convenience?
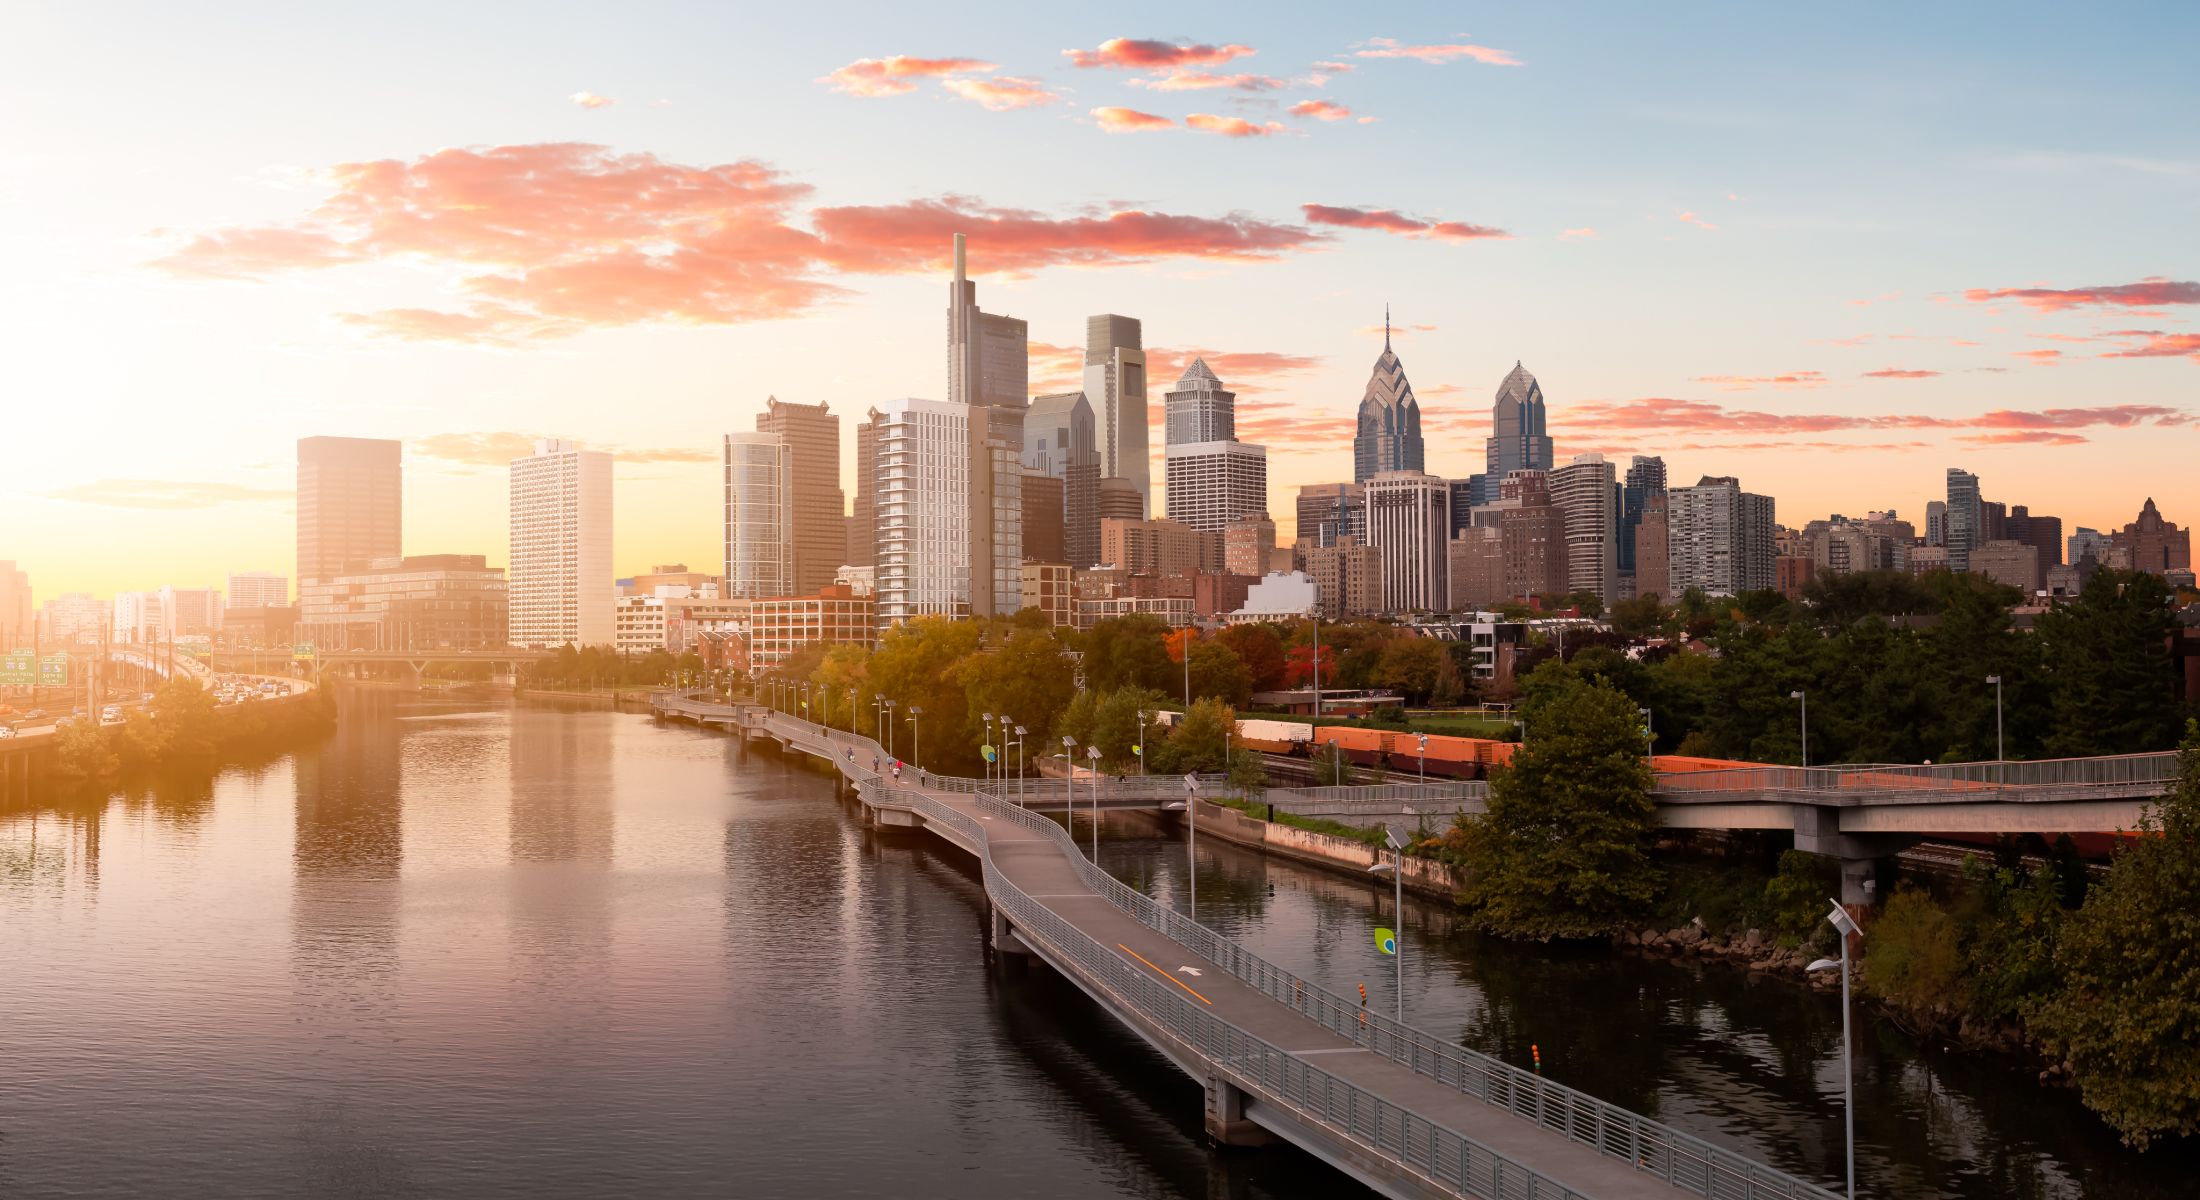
[1236,718,1314,754]
[1312,725,1393,767]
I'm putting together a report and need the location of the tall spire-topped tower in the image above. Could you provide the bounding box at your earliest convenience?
[1352,316,1423,483]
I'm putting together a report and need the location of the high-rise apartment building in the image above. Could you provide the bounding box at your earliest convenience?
[1970,540,2042,593]
[1024,391,1100,567]
[1295,483,1364,549]
[723,432,793,600]
[296,436,401,586]
[1163,360,1267,534]
[508,439,613,648]
[2004,506,2064,570]
[1304,537,1382,619]
[1634,493,1671,601]
[1486,362,1554,480]
[1363,471,1450,614]
[1449,526,1505,611]
[967,406,1024,617]
[226,571,288,609]
[1945,469,1982,572]
[1669,475,1776,597]
[39,593,105,644]
[113,592,161,644]
[1098,517,1205,577]
[875,397,972,625]
[755,397,845,592]
[1619,455,1667,579]
[1352,320,1424,483]
[1550,454,1619,606]
[1498,470,1568,604]
[1926,500,1948,547]
[849,410,880,568]
[159,585,223,636]
[1021,471,1065,563]
[1223,513,1278,577]
[1085,314,1148,513]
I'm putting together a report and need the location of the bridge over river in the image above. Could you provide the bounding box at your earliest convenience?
[656,691,1842,1200]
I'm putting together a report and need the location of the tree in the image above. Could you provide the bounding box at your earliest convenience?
[1218,623,1289,692]
[1565,590,1605,619]
[151,677,222,762]
[951,628,1077,764]
[1081,615,1177,695]
[809,644,872,731]
[1148,697,1262,791]
[2030,722,2200,1147]
[1187,639,1253,707]
[1372,636,1447,705]
[868,617,982,772]
[53,719,119,781]
[1608,594,1671,641]
[2036,569,2181,757]
[1450,675,1661,939]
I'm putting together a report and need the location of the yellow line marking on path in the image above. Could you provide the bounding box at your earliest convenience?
[1118,943,1213,1005]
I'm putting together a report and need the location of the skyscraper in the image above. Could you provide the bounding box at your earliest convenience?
[1021,472,1065,563]
[849,411,880,568]
[1499,470,1568,604]
[1486,362,1554,479]
[944,236,1026,617]
[946,233,1028,411]
[1085,314,1148,513]
[1163,358,1268,534]
[1634,494,1671,601]
[1669,475,1776,597]
[1945,468,1982,572]
[1550,454,1619,607]
[723,432,793,599]
[755,396,844,593]
[296,436,401,587]
[1619,455,1668,578]
[508,439,614,648]
[1352,317,1424,482]
[875,397,971,625]
[1295,483,1364,549]
[1363,471,1449,613]
[1024,391,1100,567]
[227,571,289,609]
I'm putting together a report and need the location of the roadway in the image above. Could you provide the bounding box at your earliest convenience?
[668,693,1838,1200]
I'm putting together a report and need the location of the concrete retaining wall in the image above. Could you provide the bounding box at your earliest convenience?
[1189,798,1463,899]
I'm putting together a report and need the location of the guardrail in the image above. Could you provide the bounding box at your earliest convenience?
[761,713,1838,1200]
[1655,752,2181,802]
[1266,782,1489,807]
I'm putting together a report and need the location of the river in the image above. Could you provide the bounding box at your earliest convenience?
[0,694,2189,1198]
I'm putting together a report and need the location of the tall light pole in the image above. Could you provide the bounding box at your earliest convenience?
[883,699,896,759]
[1166,774,1199,921]
[1417,733,1428,787]
[1310,615,1323,718]
[1136,710,1147,776]
[1368,829,1404,1024]
[982,711,995,789]
[873,692,884,744]
[1985,674,2004,761]
[998,713,1013,793]
[1182,630,1191,709]
[1809,900,1863,1200]
[907,705,923,772]
[1791,689,1809,768]
[847,687,857,736]
[1012,726,1026,802]
[1061,735,1078,823]
[1086,745,1102,860]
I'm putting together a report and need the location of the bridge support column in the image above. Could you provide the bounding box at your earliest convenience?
[1793,805,1910,908]
[1202,1069,1274,1147]
[988,906,1034,958]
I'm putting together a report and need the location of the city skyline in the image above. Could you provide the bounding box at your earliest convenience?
[7,7,2199,597]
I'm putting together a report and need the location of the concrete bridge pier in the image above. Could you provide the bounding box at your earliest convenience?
[988,905,1036,960]
[1793,805,1910,907]
[1202,1068,1274,1147]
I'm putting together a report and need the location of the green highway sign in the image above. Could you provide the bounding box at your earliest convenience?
[39,655,69,687]
[0,650,32,686]
[293,644,317,661]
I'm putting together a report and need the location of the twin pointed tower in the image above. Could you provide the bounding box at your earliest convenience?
[1352,309,1425,482]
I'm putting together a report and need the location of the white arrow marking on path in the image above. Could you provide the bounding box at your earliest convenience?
[1177,966,1203,977]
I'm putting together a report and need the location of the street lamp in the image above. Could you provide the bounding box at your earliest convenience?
[982,711,995,789]
[1061,735,1078,823]
[1011,725,1026,802]
[1985,674,2004,761]
[1086,745,1102,860]
[883,698,896,759]
[1808,899,1863,1200]
[1791,689,1809,768]
[1367,829,1405,1024]
[1136,710,1147,776]
[906,705,923,772]
[1416,733,1428,787]
[1163,773,1199,921]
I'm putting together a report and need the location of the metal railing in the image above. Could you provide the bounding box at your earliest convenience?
[1655,752,2181,803]
[758,712,1839,1200]
[1266,782,1490,808]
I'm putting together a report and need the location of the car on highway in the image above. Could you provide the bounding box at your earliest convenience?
[0,726,16,740]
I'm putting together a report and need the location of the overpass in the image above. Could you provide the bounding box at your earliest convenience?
[663,692,1840,1200]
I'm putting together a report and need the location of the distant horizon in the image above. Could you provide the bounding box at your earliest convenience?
[8,5,2197,597]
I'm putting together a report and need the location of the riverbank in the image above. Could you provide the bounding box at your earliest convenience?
[518,687,657,711]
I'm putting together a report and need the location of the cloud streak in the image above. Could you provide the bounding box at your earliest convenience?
[1091,106,1173,133]
[1301,203,1508,242]
[940,75,1060,110]
[1691,371,1827,391]
[1354,38,1521,66]
[1963,277,2200,313]
[1064,38,1255,70]
[569,91,615,109]
[818,55,996,97]
[45,480,291,509]
[1186,113,1285,138]
[1561,397,2189,442]
[1289,99,1354,121]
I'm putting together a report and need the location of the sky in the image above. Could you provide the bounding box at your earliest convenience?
[3,2,2197,600]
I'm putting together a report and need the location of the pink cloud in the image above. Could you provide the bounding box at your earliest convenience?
[1847,291,1901,307]
[1355,37,1521,66]
[2099,329,2200,363]
[1960,431,2088,446]
[1064,38,1255,69]
[1090,106,1173,133]
[818,56,996,97]
[151,142,1330,342]
[1289,99,1355,121]
[568,91,616,109]
[1691,371,1828,391]
[940,75,1060,110]
[1301,203,1509,242]
[1147,348,1323,394]
[1963,277,2200,313]
[1561,396,2187,440]
[1559,227,1598,241]
[1186,113,1286,138]
[1861,368,1940,379]
[1677,210,1717,230]
[2012,349,2063,364]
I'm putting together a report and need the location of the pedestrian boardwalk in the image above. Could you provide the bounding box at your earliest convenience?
[666,694,1841,1200]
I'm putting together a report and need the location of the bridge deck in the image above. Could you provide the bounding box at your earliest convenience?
[669,694,1836,1200]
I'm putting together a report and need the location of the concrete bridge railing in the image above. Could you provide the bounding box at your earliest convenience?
[757,710,1839,1200]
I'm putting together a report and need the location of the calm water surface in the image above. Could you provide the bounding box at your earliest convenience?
[0,693,2190,1198]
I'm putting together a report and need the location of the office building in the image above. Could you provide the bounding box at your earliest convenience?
[947,234,1029,412]
[1634,493,1671,600]
[1304,536,1382,619]
[1097,477,1144,522]
[0,561,29,646]
[39,592,104,645]
[1024,391,1100,567]
[1021,471,1066,563]
[1363,471,1449,613]
[298,554,507,651]
[296,436,401,586]
[750,585,877,670]
[1085,314,1148,513]
[1224,513,1278,578]
[1352,318,1424,482]
[112,592,162,644]
[2113,498,2192,576]
[508,438,613,648]
[159,586,224,636]
[1098,517,1205,577]
[1970,540,2043,593]
[755,397,845,594]
[226,571,288,609]
[2068,526,2109,565]
[850,410,880,568]
[1619,455,1666,580]
[1296,483,1364,549]
[875,397,972,625]
[724,432,794,600]
[1449,526,1505,611]
[968,406,1024,617]
[1550,454,1619,606]
[2004,506,2064,571]
[1499,470,1569,604]
[1669,475,1777,597]
[1945,469,1982,572]
[1486,361,1555,479]
[1163,357,1269,533]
